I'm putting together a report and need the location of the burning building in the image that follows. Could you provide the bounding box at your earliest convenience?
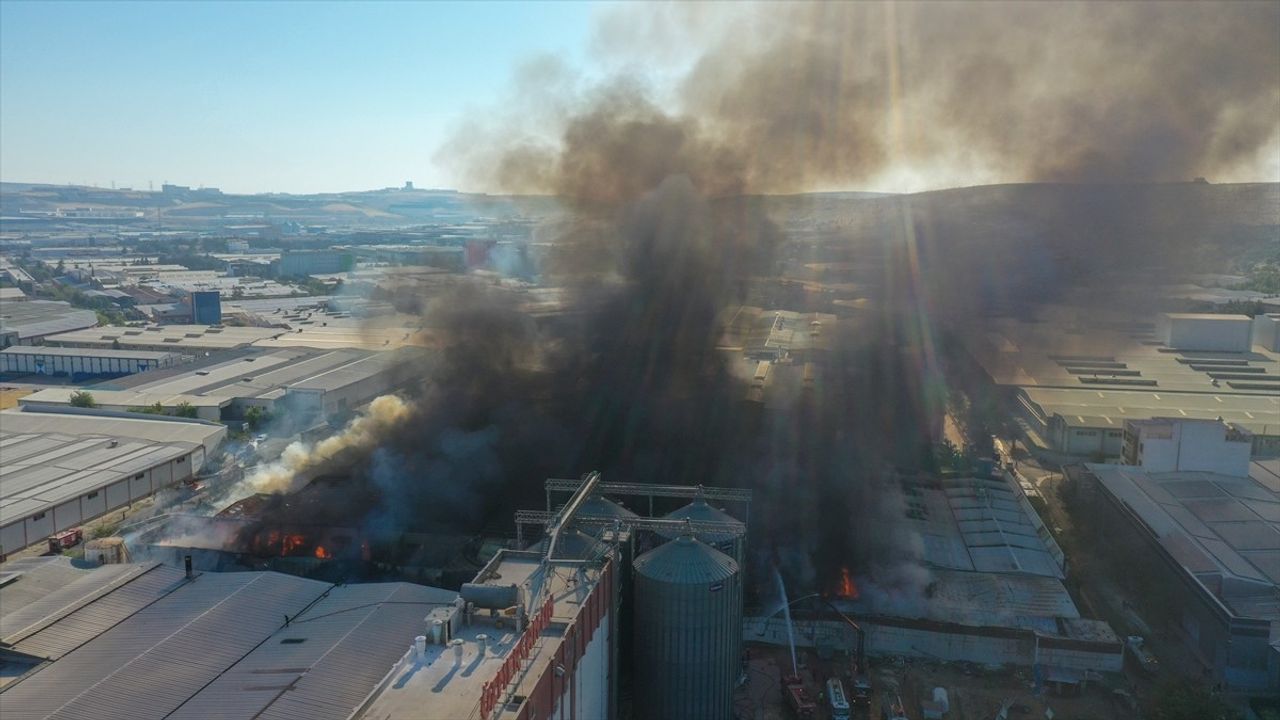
[747,464,1124,689]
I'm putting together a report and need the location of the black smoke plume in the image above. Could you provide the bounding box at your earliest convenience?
[245,2,1278,597]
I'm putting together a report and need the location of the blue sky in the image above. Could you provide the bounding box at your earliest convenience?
[0,1,597,193]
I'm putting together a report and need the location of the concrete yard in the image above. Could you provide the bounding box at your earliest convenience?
[736,643,1133,720]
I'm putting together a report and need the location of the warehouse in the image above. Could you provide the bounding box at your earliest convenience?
[42,323,280,352]
[1158,312,1254,352]
[19,347,411,424]
[0,299,98,348]
[0,409,226,557]
[969,310,1280,459]
[0,560,457,719]
[800,467,1124,678]
[1079,458,1280,693]
[0,345,183,377]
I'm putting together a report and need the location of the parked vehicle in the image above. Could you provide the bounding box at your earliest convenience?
[48,528,83,553]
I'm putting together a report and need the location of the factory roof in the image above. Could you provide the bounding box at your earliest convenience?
[0,299,98,340]
[1021,386,1280,436]
[19,387,227,410]
[903,473,1065,579]
[0,408,227,449]
[356,550,612,720]
[252,324,437,351]
[0,569,454,720]
[1,559,184,660]
[0,287,26,301]
[849,569,1081,629]
[44,324,280,351]
[1087,460,1280,619]
[1164,312,1252,321]
[0,345,179,360]
[0,432,200,527]
[0,410,226,526]
[1091,459,1280,656]
[20,347,402,410]
[975,315,1280,398]
[837,470,1085,632]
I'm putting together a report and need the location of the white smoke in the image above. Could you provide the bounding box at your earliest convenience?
[215,394,414,506]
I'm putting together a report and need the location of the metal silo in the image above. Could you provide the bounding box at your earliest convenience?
[575,495,638,521]
[633,534,742,720]
[658,497,746,565]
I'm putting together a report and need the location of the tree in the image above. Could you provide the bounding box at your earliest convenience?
[174,401,198,418]
[69,391,97,408]
[128,402,165,415]
[244,406,272,431]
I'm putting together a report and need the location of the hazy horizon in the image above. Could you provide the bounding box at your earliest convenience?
[5,2,1276,197]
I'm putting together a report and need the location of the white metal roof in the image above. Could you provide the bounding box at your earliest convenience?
[0,571,330,720]
[0,346,179,361]
[0,569,455,720]
[1089,461,1280,593]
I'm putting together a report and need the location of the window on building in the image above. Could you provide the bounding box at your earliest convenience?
[135,473,144,480]
[31,512,46,521]
[85,491,99,499]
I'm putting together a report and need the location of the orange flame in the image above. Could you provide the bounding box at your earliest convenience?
[837,567,859,598]
[314,545,329,559]
[282,534,307,555]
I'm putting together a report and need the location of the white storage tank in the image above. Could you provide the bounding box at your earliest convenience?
[1158,313,1253,352]
[633,534,742,720]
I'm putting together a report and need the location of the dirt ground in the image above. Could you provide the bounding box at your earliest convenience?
[0,386,31,409]
[736,644,1134,720]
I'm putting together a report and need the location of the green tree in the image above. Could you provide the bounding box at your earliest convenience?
[128,402,165,415]
[174,401,198,418]
[244,405,272,431]
[69,390,97,408]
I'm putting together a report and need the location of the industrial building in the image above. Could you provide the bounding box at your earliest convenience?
[970,310,1280,459]
[190,289,221,324]
[43,323,280,352]
[1079,457,1280,693]
[0,299,98,348]
[19,346,410,423]
[0,408,226,557]
[0,345,183,377]
[0,558,458,718]
[350,476,624,720]
[1158,313,1255,352]
[1122,417,1254,476]
[748,466,1123,685]
[276,249,354,277]
[1257,314,1280,353]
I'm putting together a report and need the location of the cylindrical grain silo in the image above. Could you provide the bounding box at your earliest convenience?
[658,498,746,566]
[633,534,742,720]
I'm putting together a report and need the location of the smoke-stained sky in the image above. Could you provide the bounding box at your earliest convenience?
[237,1,1279,596]
[446,1,1280,195]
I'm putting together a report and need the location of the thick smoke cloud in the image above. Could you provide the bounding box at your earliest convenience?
[248,2,1278,599]
[585,1,1280,190]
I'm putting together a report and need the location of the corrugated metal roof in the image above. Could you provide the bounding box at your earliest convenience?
[1,562,157,648]
[0,571,330,720]
[0,346,179,361]
[0,432,197,526]
[7,564,187,660]
[169,583,456,720]
[0,557,102,619]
